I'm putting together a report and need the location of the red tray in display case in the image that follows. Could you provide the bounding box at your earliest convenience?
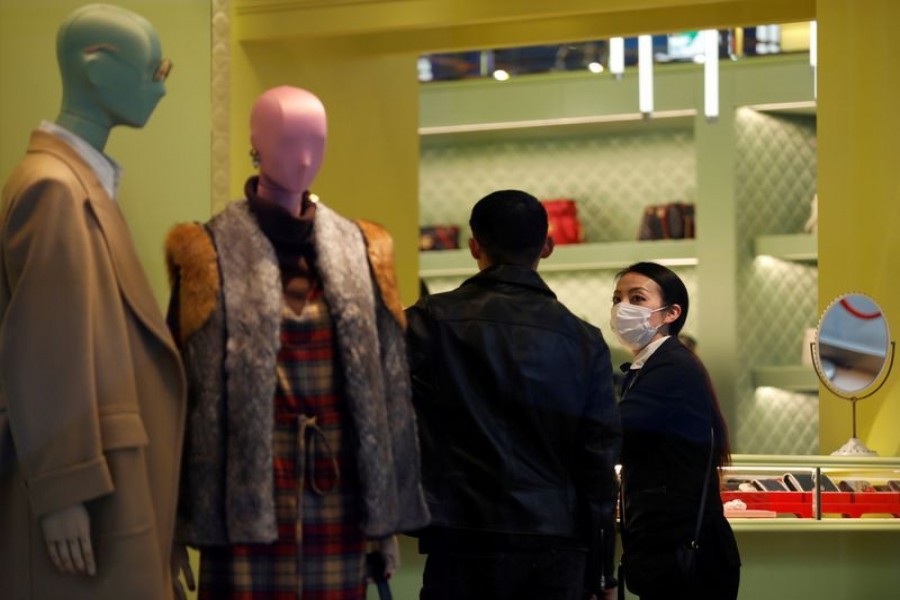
[721,490,900,518]
[821,491,900,518]
[722,491,813,518]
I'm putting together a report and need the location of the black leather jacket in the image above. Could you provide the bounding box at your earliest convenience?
[406,265,621,580]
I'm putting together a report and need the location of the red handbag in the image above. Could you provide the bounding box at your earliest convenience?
[419,225,460,251]
[542,199,584,245]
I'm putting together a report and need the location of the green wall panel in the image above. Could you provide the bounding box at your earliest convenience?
[735,109,819,455]
[420,127,695,244]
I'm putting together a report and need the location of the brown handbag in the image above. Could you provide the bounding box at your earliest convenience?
[637,202,695,240]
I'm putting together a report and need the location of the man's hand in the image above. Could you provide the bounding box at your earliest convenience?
[171,543,196,600]
[40,503,95,576]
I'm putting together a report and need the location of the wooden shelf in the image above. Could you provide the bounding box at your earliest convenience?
[419,229,814,280]
[747,100,817,116]
[419,110,697,144]
[752,365,819,391]
[754,233,817,262]
[419,239,697,278]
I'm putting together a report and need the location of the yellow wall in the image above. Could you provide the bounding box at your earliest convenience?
[817,0,900,457]
[0,0,212,307]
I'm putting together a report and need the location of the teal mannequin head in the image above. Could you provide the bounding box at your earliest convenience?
[55,3,171,151]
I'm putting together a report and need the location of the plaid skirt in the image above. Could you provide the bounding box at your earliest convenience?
[199,290,367,599]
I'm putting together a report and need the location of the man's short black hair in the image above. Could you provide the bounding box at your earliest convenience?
[469,190,548,266]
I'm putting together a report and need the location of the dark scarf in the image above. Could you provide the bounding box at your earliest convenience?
[246,176,318,315]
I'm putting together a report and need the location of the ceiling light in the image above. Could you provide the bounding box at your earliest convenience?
[810,21,817,99]
[703,29,719,121]
[638,35,653,116]
[610,37,625,79]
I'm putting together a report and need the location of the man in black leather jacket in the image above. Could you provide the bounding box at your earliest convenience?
[406,189,622,600]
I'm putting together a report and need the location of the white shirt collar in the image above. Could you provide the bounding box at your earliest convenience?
[630,335,671,370]
[39,121,122,200]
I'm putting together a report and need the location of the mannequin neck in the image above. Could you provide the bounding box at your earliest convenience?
[55,110,111,152]
[256,176,306,217]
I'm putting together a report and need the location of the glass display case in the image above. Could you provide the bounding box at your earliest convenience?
[721,455,900,523]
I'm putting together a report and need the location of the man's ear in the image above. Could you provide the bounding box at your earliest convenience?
[468,237,481,260]
[540,235,555,259]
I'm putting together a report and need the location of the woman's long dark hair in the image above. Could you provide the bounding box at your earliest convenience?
[616,262,733,467]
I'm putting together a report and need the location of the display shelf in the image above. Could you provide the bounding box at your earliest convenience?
[419,64,702,144]
[752,364,819,391]
[731,454,900,469]
[419,239,697,278]
[722,455,900,524]
[747,100,817,116]
[419,110,697,144]
[728,518,900,532]
[754,232,817,261]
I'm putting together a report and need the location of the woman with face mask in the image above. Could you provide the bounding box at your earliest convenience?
[610,262,740,600]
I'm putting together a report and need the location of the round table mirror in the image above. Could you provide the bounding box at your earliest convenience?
[812,293,893,455]
[816,293,890,394]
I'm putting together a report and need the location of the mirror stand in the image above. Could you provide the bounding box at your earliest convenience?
[810,341,895,456]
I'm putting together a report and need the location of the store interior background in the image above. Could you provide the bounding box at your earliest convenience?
[1,1,898,598]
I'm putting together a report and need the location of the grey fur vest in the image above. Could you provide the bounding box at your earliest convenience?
[173,200,428,546]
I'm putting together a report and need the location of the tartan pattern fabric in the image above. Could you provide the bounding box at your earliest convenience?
[199,289,367,599]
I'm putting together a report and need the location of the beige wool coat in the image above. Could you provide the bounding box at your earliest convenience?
[0,131,186,599]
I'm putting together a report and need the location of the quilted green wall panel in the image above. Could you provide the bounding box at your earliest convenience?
[420,127,695,243]
[734,108,819,455]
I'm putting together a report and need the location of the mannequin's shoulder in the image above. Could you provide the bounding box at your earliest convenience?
[2,151,84,209]
[165,222,220,340]
[355,218,394,254]
[15,149,79,180]
[355,219,406,329]
[165,222,216,272]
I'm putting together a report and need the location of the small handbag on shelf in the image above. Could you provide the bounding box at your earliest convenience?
[542,198,584,245]
[418,225,460,251]
[637,202,696,240]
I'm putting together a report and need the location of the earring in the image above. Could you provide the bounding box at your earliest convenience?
[249,148,260,169]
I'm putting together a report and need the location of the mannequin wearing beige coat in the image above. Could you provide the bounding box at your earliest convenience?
[0,5,185,598]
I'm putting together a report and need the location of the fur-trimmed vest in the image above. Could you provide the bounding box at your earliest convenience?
[166,200,429,546]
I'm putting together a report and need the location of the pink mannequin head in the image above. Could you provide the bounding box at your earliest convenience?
[250,85,327,214]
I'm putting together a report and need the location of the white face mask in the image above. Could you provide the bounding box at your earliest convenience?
[610,303,669,351]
